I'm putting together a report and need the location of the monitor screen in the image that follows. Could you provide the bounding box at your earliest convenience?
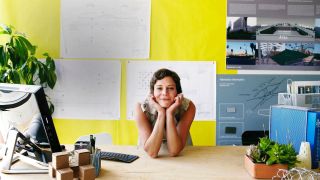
[0,83,62,153]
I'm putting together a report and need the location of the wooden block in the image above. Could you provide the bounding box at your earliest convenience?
[52,151,69,170]
[48,162,56,178]
[75,149,90,166]
[57,168,73,180]
[70,165,80,178]
[79,164,95,180]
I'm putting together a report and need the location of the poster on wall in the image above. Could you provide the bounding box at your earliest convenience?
[226,0,320,71]
[216,74,320,145]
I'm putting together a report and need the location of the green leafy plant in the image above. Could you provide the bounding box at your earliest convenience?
[0,24,57,113]
[246,137,299,169]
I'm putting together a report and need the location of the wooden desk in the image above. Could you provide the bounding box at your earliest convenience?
[0,146,253,179]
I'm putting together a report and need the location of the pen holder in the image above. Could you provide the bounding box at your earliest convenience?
[74,141,92,152]
[91,149,101,177]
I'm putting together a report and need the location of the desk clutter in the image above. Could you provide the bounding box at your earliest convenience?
[272,80,320,170]
[49,149,96,180]
[278,80,320,108]
[242,80,320,179]
[270,105,320,169]
[74,134,139,163]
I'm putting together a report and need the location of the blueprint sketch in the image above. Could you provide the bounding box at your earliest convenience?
[61,0,151,59]
[46,60,121,120]
[126,61,216,120]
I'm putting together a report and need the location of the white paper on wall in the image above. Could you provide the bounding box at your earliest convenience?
[126,61,216,121]
[46,60,121,120]
[61,0,151,59]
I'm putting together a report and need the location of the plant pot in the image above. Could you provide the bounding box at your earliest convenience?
[244,155,288,179]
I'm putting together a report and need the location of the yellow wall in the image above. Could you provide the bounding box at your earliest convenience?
[0,0,234,146]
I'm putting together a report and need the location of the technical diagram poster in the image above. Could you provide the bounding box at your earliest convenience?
[46,60,121,120]
[226,0,320,70]
[61,0,151,59]
[216,74,320,145]
[126,61,216,120]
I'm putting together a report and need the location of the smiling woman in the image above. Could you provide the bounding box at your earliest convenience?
[135,68,196,158]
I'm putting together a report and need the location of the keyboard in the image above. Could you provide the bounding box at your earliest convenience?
[100,151,139,163]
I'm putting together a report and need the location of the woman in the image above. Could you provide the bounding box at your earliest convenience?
[135,68,196,158]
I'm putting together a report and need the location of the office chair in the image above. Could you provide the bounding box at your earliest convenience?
[76,133,112,146]
[241,130,269,145]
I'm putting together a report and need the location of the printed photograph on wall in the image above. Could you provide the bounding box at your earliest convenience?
[256,18,315,42]
[216,74,320,145]
[226,42,257,66]
[315,19,320,41]
[314,44,320,66]
[226,1,320,70]
[227,17,257,40]
[258,42,315,66]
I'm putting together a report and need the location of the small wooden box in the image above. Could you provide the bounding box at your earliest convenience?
[79,164,95,180]
[75,149,91,166]
[57,168,73,180]
[52,152,69,170]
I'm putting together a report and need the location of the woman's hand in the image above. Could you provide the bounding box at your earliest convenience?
[166,93,183,115]
[148,94,165,114]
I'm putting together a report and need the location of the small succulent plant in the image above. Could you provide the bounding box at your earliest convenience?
[246,137,299,169]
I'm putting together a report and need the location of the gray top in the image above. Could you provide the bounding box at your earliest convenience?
[140,97,193,146]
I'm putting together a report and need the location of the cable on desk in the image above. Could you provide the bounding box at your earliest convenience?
[272,168,320,180]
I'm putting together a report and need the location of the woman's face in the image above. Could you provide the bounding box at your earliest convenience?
[153,76,177,108]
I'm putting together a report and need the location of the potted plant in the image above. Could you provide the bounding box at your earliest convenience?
[244,137,299,179]
[0,24,57,113]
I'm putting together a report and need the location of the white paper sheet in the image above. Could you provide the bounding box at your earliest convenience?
[46,60,121,120]
[126,61,216,121]
[61,0,151,59]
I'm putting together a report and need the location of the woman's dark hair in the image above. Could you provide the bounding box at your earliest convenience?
[150,68,182,94]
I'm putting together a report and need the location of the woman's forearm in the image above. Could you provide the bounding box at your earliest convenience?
[165,112,183,156]
[143,111,166,158]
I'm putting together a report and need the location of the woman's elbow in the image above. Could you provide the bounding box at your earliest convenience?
[168,148,182,157]
[148,152,159,158]
[144,146,159,158]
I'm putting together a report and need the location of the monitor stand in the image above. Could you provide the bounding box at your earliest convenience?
[0,129,48,174]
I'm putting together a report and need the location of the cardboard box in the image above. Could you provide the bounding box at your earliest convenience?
[75,149,90,166]
[79,165,95,180]
[52,152,69,170]
[57,168,73,180]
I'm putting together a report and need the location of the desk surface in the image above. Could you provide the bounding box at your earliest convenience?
[1,146,253,180]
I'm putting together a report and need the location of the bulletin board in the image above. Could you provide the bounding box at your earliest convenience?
[126,61,216,121]
[60,0,151,59]
[46,60,121,120]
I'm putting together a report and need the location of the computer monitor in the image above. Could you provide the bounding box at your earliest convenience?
[0,83,62,153]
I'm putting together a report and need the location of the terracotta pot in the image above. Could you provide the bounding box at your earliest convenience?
[244,155,288,179]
